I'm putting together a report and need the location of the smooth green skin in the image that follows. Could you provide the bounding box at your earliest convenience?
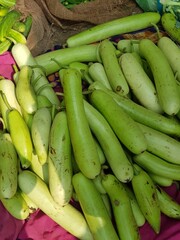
[117,39,133,53]
[72,172,119,240]
[30,67,61,107]
[120,52,162,113]
[93,137,106,165]
[117,39,140,54]
[37,95,56,126]
[89,89,147,154]
[69,61,93,84]
[48,110,73,206]
[161,13,180,45]
[11,44,61,107]
[0,0,16,8]
[132,165,161,234]
[0,190,30,220]
[156,186,180,219]
[29,151,49,185]
[158,36,180,82]
[88,62,112,90]
[139,38,180,116]
[0,39,11,54]
[23,15,32,37]
[133,151,180,181]
[124,185,146,227]
[35,44,99,76]
[0,79,22,130]
[21,108,33,130]
[8,109,33,169]
[177,83,180,119]
[99,39,129,96]
[18,170,93,240]
[100,193,112,219]
[69,61,89,77]
[0,10,21,41]
[11,43,36,66]
[16,65,37,114]
[0,133,18,198]
[84,100,134,183]
[66,12,161,47]
[93,174,106,195]
[0,6,9,17]
[31,107,52,165]
[21,191,38,214]
[102,174,140,240]
[62,68,101,179]
[12,21,26,33]
[148,173,173,187]
[88,81,180,137]
[7,28,27,44]
[138,123,180,165]
[37,95,53,109]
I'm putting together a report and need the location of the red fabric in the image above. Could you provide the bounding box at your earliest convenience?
[0,202,24,240]
[17,210,77,240]
[0,51,180,240]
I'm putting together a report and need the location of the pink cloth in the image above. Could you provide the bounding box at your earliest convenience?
[17,210,77,240]
[0,51,15,79]
[0,202,24,240]
[1,51,180,240]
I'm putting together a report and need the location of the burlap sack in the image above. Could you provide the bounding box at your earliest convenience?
[14,0,52,56]
[15,0,142,56]
[36,0,142,26]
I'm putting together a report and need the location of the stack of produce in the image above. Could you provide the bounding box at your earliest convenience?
[0,0,32,54]
[136,0,180,44]
[0,9,180,240]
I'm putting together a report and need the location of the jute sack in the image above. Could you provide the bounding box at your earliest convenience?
[15,0,142,56]
[35,0,142,27]
[15,0,52,56]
